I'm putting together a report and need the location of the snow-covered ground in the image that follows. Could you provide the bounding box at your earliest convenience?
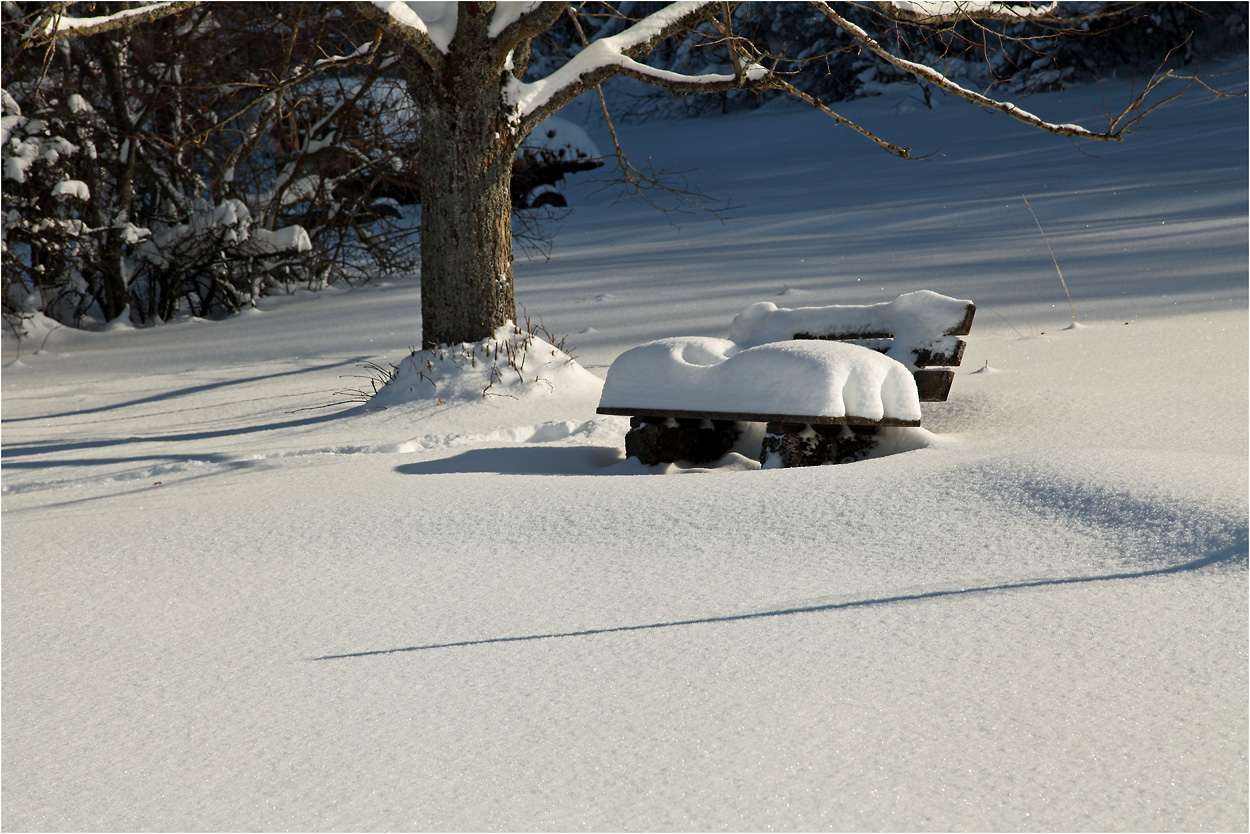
[3,59,1247,831]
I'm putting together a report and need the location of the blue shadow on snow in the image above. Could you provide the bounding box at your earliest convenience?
[0,358,360,424]
[311,537,1248,661]
[394,445,625,476]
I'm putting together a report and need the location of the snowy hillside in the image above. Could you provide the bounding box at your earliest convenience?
[2,59,1246,831]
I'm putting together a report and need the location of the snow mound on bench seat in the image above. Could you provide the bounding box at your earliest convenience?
[598,337,922,423]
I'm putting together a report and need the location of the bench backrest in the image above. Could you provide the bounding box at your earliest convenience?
[728,290,976,402]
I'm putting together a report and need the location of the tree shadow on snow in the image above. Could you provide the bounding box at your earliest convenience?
[1,408,356,459]
[312,537,1248,661]
[0,358,361,424]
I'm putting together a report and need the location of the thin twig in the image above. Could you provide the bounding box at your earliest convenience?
[1022,195,1077,325]
[770,76,914,158]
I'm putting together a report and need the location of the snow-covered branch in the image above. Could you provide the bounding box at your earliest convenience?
[509,1,772,132]
[352,1,445,72]
[31,1,199,42]
[877,1,1060,25]
[490,2,565,50]
[580,50,768,99]
[311,32,383,73]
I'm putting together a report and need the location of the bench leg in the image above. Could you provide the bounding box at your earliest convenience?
[625,417,742,465]
[760,423,880,468]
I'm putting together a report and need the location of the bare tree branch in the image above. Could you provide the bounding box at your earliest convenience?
[196,26,386,153]
[1087,41,1242,139]
[811,1,1127,141]
[772,76,916,157]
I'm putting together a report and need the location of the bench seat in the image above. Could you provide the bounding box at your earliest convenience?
[597,337,922,425]
[595,406,920,428]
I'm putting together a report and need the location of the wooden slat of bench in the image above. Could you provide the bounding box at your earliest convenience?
[791,301,975,371]
[915,369,955,402]
[788,301,976,341]
[596,406,921,428]
[795,334,967,368]
[914,339,967,368]
[946,303,976,336]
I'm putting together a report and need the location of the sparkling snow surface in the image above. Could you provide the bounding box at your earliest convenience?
[2,61,1246,831]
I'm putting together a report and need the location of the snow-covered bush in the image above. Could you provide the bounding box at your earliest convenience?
[2,5,312,327]
[2,85,110,329]
[126,199,314,321]
[1,3,420,330]
[1,73,314,327]
[253,70,423,288]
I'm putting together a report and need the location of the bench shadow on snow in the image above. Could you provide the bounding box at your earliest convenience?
[393,427,928,476]
[394,446,783,475]
[395,445,629,476]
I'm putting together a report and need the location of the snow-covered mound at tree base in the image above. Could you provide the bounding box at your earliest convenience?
[368,322,603,408]
[599,337,922,423]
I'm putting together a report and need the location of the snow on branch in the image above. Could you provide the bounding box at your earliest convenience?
[879,1,1060,25]
[508,1,770,131]
[353,1,445,71]
[369,1,455,51]
[491,1,566,64]
[490,2,556,40]
[30,1,200,42]
[812,1,1123,141]
[311,33,383,72]
[601,52,768,94]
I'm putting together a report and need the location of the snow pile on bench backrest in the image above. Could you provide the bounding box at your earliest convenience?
[728,290,973,370]
[598,337,922,423]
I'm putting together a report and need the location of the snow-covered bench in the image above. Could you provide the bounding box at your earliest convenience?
[596,290,975,467]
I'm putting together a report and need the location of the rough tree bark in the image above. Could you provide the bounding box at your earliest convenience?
[397,9,520,348]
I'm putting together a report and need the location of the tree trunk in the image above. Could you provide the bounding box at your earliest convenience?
[417,109,516,348]
[98,36,137,323]
[402,27,518,349]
